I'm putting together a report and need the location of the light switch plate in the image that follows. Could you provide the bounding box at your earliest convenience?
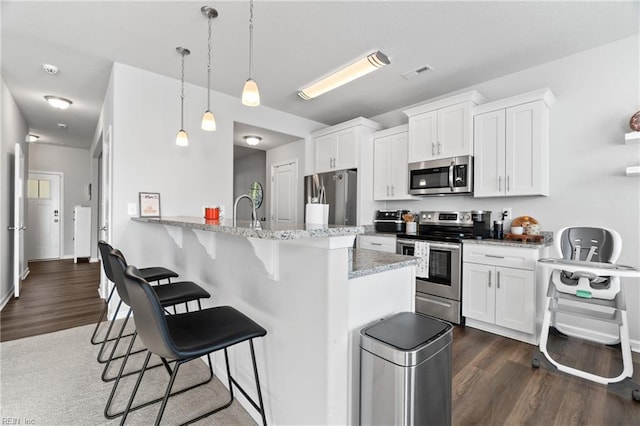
[127,203,137,216]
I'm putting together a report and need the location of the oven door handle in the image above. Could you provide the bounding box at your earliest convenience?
[448,160,455,192]
[426,242,461,251]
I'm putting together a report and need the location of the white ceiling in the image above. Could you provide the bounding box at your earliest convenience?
[2,1,638,150]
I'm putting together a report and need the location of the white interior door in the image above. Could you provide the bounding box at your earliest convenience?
[12,143,26,297]
[271,161,297,222]
[26,172,61,260]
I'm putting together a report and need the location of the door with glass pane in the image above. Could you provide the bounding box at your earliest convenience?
[27,172,61,260]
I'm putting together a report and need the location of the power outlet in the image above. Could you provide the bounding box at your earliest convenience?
[502,207,512,220]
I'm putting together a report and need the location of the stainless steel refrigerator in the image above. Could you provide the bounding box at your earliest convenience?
[304,169,357,225]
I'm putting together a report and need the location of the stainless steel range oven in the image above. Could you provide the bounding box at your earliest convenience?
[396,211,476,325]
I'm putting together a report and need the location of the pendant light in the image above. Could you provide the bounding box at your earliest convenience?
[176,46,190,147]
[241,0,260,106]
[201,6,218,131]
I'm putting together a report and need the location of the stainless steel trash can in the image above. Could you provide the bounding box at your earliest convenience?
[359,311,453,426]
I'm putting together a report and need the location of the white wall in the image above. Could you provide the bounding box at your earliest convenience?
[234,150,267,221]
[266,139,305,223]
[0,76,29,306]
[377,35,640,344]
[28,144,91,257]
[101,62,324,266]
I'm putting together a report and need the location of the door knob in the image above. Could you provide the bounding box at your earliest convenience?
[54,219,59,223]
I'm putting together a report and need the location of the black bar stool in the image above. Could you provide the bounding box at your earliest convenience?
[118,265,267,426]
[101,249,210,382]
[92,240,179,348]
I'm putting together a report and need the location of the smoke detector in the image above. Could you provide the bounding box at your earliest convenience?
[42,63,59,75]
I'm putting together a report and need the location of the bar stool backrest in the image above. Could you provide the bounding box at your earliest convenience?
[98,240,118,282]
[107,249,133,306]
[123,265,180,360]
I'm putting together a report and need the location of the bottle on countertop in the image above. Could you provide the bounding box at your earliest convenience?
[494,220,504,240]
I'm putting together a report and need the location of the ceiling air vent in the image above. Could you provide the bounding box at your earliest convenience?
[401,64,433,80]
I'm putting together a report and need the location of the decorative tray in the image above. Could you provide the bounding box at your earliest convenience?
[504,233,544,242]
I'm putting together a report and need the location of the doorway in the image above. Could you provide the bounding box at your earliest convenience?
[271,160,298,222]
[26,171,62,261]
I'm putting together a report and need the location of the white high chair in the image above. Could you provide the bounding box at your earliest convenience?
[533,226,640,402]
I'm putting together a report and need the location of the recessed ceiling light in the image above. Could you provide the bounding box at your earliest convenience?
[57,123,67,129]
[243,135,261,146]
[26,134,40,143]
[44,95,72,109]
[42,64,59,75]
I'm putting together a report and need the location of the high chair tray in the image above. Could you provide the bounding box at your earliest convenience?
[538,258,640,277]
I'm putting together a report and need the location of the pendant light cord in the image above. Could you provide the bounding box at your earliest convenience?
[180,51,185,129]
[207,15,212,108]
[248,0,254,79]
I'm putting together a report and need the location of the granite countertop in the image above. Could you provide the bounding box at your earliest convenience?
[349,248,418,279]
[133,216,364,241]
[463,231,553,248]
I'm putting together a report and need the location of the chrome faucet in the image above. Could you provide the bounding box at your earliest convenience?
[233,194,260,228]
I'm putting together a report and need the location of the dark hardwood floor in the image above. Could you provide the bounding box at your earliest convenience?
[452,326,640,424]
[0,259,104,342]
[1,259,639,423]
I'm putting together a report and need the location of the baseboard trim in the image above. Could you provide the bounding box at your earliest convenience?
[21,267,30,280]
[0,290,14,311]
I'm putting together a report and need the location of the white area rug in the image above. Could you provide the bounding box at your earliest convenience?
[0,323,255,425]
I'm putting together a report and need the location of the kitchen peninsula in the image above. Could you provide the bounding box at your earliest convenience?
[131,216,416,425]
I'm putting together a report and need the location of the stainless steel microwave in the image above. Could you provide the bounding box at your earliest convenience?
[408,155,473,195]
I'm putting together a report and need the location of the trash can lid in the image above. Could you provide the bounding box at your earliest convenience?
[364,312,450,351]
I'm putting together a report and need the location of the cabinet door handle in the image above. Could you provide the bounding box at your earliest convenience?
[497,271,501,289]
[386,185,390,197]
[507,175,510,192]
[370,242,382,246]
[431,143,435,156]
[391,185,394,196]
[437,141,441,155]
[488,270,492,287]
[498,176,502,192]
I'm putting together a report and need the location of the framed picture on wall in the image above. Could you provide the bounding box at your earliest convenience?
[139,192,161,218]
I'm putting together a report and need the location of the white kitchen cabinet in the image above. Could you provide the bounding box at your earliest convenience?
[313,117,384,174]
[358,234,396,253]
[373,125,412,200]
[315,127,358,173]
[473,88,555,197]
[462,243,546,343]
[403,91,486,163]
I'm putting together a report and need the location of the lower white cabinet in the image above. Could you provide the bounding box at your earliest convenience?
[462,243,546,342]
[462,262,534,334]
[358,235,396,253]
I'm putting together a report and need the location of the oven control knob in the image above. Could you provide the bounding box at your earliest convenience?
[463,214,470,220]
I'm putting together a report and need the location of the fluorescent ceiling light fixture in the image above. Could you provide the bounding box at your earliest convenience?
[298,51,390,100]
[26,134,40,143]
[244,135,261,146]
[44,95,72,109]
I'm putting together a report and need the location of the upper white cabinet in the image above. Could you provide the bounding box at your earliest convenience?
[313,118,383,174]
[373,125,412,200]
[473,88,555,198]
[403,91,487,163]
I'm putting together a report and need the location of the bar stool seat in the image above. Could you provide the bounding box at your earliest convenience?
[166,306,265,359]
[137,266,179,283]
[152,282,210,307]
